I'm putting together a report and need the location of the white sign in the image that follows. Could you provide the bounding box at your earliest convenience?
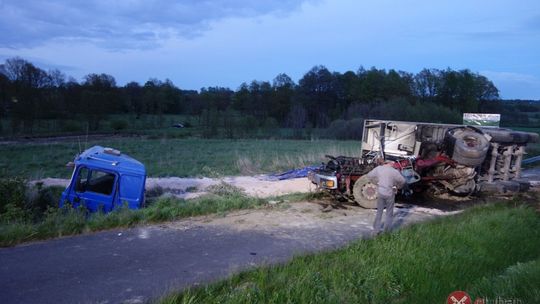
[463,113,500,127]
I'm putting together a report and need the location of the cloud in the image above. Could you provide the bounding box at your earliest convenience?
[0,0,309,50]
[481,71,540,99]
[482,71,540,85]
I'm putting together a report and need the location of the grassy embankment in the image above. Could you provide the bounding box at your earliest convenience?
[0,182,317,247]
[0,138,360,179]
[160,202,540,304]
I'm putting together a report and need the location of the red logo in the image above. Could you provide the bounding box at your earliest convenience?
[447,291,471,304]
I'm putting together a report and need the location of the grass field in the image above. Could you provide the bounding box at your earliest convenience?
[3,134,538,180]
[160,203,540,304]
[0,138,361,179]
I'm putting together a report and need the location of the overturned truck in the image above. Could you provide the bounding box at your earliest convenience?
[308,120,539,208]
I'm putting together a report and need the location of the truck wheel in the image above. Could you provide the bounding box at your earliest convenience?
[481,128,514,143]
[353,176,378,209]
[482,129,538,144]
[528,132,539,143]
[446,128,489,166]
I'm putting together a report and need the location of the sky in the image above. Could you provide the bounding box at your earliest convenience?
[0,0,539,99]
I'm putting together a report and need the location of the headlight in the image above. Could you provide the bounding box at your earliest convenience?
[323,179,334,188]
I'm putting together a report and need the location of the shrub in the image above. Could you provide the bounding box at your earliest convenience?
[206,182,245,196]
[262,117,280,138]
[0,178,27,215]
[342,99,462,126]
[29,184,64,216]
[110,119,129,131]
[0,179,64,223]
[324,118,364,140]
[60,120,83,132]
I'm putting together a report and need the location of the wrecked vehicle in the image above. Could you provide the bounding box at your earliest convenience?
[60,146,146,213]
[308,119,539,208]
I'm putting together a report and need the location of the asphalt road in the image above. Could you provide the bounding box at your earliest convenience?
[0,205,435,304]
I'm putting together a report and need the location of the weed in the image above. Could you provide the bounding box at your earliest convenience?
[206,182,244,196]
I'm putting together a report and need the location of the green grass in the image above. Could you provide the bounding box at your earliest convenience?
[470,258,540,303]
[0,188,317,247]
[159,203,540,304]
[0,138,361,179]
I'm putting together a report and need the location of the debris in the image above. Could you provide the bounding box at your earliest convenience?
[266,166,321,181]
[322,205,333,213]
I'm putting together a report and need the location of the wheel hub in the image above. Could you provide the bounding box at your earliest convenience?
[361,183,377,200]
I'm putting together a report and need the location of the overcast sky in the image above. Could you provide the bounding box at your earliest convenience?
[1,0,539,99]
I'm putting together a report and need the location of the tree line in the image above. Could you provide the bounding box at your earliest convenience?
[0,57,508,137]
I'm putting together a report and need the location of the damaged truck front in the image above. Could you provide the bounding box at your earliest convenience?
[308,120,539,208]
[60,146,146,213]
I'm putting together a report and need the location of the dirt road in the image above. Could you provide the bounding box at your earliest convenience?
[40,176,316,199]
[0,201,446,304]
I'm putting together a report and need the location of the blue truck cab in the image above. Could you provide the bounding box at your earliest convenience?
[60,146,146,213]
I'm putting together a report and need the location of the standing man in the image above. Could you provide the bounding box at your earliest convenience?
[366,158,406,234]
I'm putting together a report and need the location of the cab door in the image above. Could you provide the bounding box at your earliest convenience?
[69,167,118,213]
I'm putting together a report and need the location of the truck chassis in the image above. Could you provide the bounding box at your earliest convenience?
[308,120,538,208]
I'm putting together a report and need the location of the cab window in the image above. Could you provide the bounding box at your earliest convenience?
[76,168,116,195]
[76,167,89,192]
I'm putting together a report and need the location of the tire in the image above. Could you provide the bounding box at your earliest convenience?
[481,128,514,143]
[481,128,538,144]
[528,132,539,143]
[511,132,529,144]
[353,175,378,209]
[446,128,489,166]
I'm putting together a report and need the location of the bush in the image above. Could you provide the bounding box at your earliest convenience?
[325,118,364,140]
[0,179,63,223]
[110,119,129,131]
[60,120,83,132]
[261,117,280,138]
[28,184,64,216]
[0,178,27,215]
[342,99,462,126]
